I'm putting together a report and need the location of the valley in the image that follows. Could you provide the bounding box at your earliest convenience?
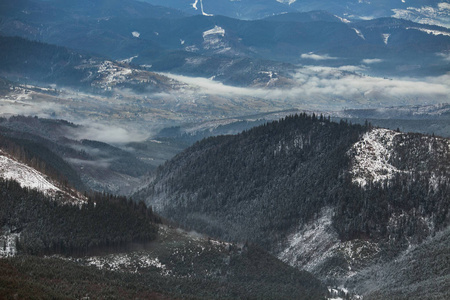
[0,0,449,299]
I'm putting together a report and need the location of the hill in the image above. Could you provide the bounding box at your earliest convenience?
[1,2,449,79]
[141,0,448,27]
[136,113,450,296]
[0,147,326,299]
[0,116,156,195]
[0,36,177,93]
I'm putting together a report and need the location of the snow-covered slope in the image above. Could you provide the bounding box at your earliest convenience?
[0,152,60,194]
[347,128,403,187]
[0,150,86,257]
[348,127,450,188]
[278,207,341,273]
[277,127,449,288]
[0,231,20,257]
[0,150,86,205]
[392,3,450,28]
[202,25,231,53]
[278,207,382,280]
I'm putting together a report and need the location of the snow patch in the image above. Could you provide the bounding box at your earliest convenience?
[278,207,340,273]
[259,71,279,87]
[429,172,445,192]
[392,4,450,28]
[382,33,390,45]
[202,26,230,52]
[199,0,213,16]
[327,286,362,300]
[0,232,20,258]
[203,25,225,38]
[208,238,232,248]
[0,152,62,194]
[336,15,351,23]
[120,55,138,64]
[406,27,450,37]
[348,128,403,187]
[85,253,170,276]
[339,240,381,265]
[192,0,199,10]
[0,151,86,205]
[352,28,365,39]
[276,0,297,4]
[96,61,135,89]
[131,31,140,38]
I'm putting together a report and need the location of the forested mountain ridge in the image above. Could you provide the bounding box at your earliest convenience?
[0,116,158,195]
[0,182,327,299]
[0,179,160,256]
[0,119,327,299]
[137,114,365,245]
[0,132,160,256]
[0,162,326,300]
[0,133,87,203]
[136,113,450,297]
[0,35,178,93]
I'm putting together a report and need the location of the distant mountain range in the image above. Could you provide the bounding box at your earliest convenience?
[0,36,179,92]
[1,0,449,80]
[141,0,450,27]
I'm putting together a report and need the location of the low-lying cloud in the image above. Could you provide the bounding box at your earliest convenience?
[0,101,65,119]
[66,157,112,169]
[164,68,450,110]
[67,122,149,144]
[362,58,384,64]
[437,52,450,62]
[1,67,449,142]
[300,53,338,61]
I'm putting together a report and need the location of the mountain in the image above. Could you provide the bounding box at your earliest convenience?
[0,0,184,59]
[141,0,450,27]
[262,10,343,23]
[2,2,449,79]
[346,226,450,299]
[0,140,326,299]
[0,148,85,206]
[0,0,187,21]
[154,104,450,148]
[0,227,326,299]
[0,141,160,256]
[0,116,160,195]
[335,104,450,138]
[0,36,178,93]
[0,123,87,191]
[135,113,450,297]
[1,0,448,298]
[140,0,294,20]
[135,114,367,246]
